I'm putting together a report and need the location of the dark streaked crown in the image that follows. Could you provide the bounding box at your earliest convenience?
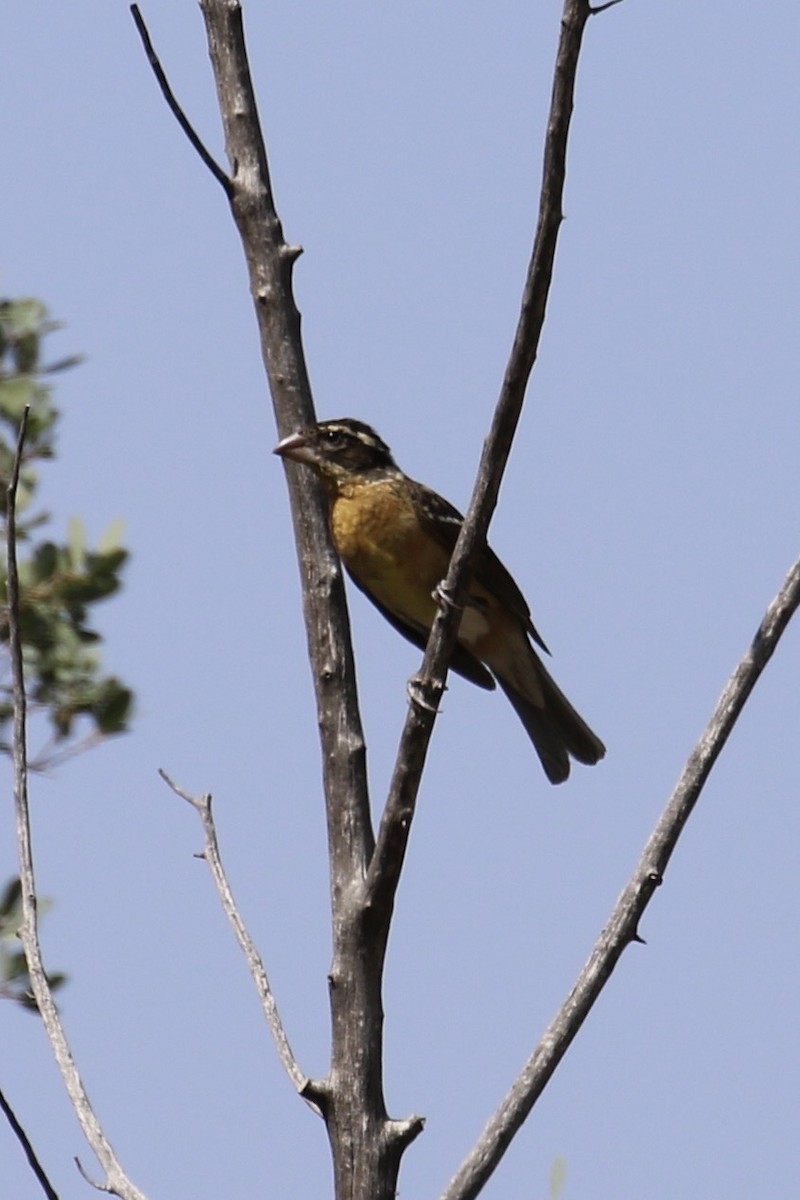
[310,419,396,472]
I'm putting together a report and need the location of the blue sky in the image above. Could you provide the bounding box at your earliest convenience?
[2,2,799,1197]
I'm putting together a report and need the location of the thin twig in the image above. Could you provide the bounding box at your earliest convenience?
[366,0,593,917]
[439,552,800,1200]
[41,355,85,376]
[74,1156,111,1192]
[158,769,312,1099]
[130,4,232,196]
[0,1083,60,1200]
[7,407,147,1200]
[590,0,626,14]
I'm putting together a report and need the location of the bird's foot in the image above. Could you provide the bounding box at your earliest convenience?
[432,580,463,611]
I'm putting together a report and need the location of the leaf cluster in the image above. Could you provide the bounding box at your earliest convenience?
[0,297,133,756]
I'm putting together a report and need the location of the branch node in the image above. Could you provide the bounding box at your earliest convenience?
[589,0,626,13]
[387,1113,426,1151]
[406,676,444,715]
[74,1156,110,1192]
[301,1076,330,1116]
[158,766,212,815]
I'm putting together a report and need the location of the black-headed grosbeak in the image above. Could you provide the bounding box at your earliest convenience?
[274,418,605,784]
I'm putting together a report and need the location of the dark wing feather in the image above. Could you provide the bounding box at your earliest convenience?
[344,567,496,691]
[407,477,551,654]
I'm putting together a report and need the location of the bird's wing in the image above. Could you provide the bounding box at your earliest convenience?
[408,477,551,654]
[344,566,496,690]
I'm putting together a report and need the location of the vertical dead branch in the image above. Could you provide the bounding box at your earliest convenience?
[7,409,147,1200]
[366,0,594,922]
[189,0,373,853]
[134,0,407,1193]
[195,0,426,1183]
[193,2,394,1192]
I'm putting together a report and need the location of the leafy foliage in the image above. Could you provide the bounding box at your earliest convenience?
[0,296,133,760]
[0,877,66,1010]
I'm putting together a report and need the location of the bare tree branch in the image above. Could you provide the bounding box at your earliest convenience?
[130,5,232,195]
[0,1082,60,1200]
[366,0,594,919]
[158,769,312,1100]
[181,0,373,860]
[7,408,148,1200]
[440,552,800,1200]
[133,5,411,1195]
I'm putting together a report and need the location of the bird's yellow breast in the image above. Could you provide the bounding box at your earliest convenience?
[328,476,512,662]
[330,478,447,630]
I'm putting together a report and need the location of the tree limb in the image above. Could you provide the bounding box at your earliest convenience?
[130,5,232,194]
[158,769,312,1100]
[366,0,594,921]
[7,408,147,1200]
[134,4,407,1195]
[186,0,374,859]
[440,552,800,1200]
[0,1082,60,1200]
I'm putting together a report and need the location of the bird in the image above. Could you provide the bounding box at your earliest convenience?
[274,418,605,783]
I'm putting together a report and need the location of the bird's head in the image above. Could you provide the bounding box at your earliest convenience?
[273,419,398,489]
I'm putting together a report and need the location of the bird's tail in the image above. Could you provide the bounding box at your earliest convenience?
[497,656,605,785]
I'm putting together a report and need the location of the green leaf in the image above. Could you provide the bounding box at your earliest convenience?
[67,516,86,569]
[94,678,134,735]
[549,1157,567,1200]
[0,877,23,939]
[30,540,60,583]
[15,333,39,374]
[0,298,48,341]
[0,374,36,418]
[97,517,126,553]
[3,950,28,984]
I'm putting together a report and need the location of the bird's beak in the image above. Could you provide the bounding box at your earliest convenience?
[273,431,317,465]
